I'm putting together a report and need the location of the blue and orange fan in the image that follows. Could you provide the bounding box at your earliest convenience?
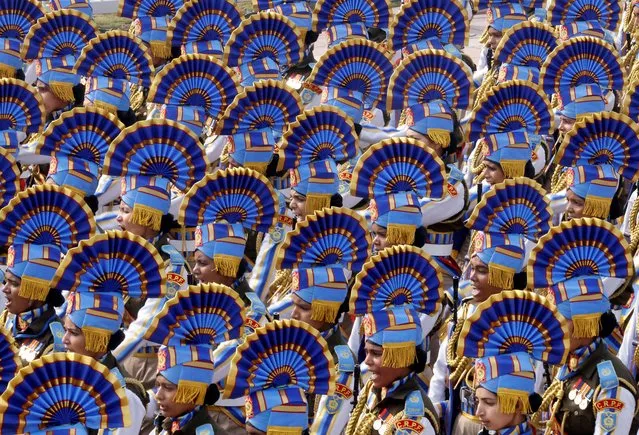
[554,112,639,182]
[494,21,557,70]
[547,0,621,33]
[118,0,184,18]
[388,0,469,51]
[103,119,209,192]
[21,10,97,61]
[179,167,279,232]
[622,79,639,124]
[0,328,19,393]
[0,78,46,134]
[351,137,447,199]
[145,283,246,345]
[276,207,371,272]
[167,0,242,49]
[51,230,166,298]
[222,11,303,69]
[215,79,303,136]
[0,353,130,433]
[253,0,312,32]
[350,244,444,316]
[466,178,552,241]
[223,319,336,398]
[0,184,96,252]
[307,39,394,110]
[0,0,44,42]
[74,30,154,87]
[312,0,391,32]
[277,106,358,171]
[467,80,554,142]
[0,148,19,208]
[148,54,239,121]
[387,49,474,112]
[458,290,570,364]
[37,107,124,167]
[540,37,624,96]
[527,217,633,289]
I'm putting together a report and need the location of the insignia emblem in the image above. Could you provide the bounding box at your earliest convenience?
[291,270,300,291]
[556,93,564,111]
[531,150,538,161]
[600,411,618,432]
[6,245,15,268]
[338,180,349,194]
[157,348,167,372]
[363,110,374,121]
[474,231,485,253]
[300,89,314,105]
[480,138,489,157]
[447,182,457,197]
[486,8,494,24]
[395,419,425,433]
[410,395,419,403]
[369,200,378,222]
[475,361,486,385]
[35,60,42,77]
[565,168,574,187]
[289,168,300,187]
[226,136,235,154]
[245,317,261,332]
[559,25,568,41]
[49,156,58,175]
[595,399,625,411]
[321,87,329,104]
[327,397,340,414]
[194,226,203,247]
[545,288,556,306]
[120,177,127,196]
[245,396,254,418]
[404,108,414,127]
[132,18,142,35]
[498,65,507,83]
[269,226,283,243]
[363,316,373,336]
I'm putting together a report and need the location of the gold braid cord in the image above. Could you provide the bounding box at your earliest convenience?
[472,67,497,111]
[628,197,639,254]
[383,411,406,435]
[550,165,568,194]
[345,380,377,435]
[130,84,146,118]
[531,379,564,433]
[266,269,292,305]
[447,305,473,386]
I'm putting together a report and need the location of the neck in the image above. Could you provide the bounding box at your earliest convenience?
[570,336,595,352]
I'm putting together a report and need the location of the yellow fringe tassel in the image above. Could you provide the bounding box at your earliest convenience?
[267,427,303,435]
[305,193,331,215]
[93,100,118,114]
[150,41,172,59]
[18,276,51,301]
[49,81,76,103]
[572,314,601,338]
[0,65,16,79]
[387,223,416,246]
[382,343,416,368]
[311,300,341,323]
[498,390,531,414]
[427,128,451,149]
[488,263,515,290]
[245,162,269,174]
[213,254,242,278]
[583,196,612,219]
[499,160,526,178]
[82,326,111,354]
[175,380,208,405]
[132,204,162,231]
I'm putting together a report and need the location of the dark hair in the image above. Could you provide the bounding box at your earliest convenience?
[204,384,220,405]
[15,69,25,81]
[160,213,177,235]
[46,288,65,307]
[609,183,627,220]
[413,226,427,247]
[410,346,428,374]
[524,161,536,179]
[599,311,618,338]
[72,83,85,107]
[529,393,542,412]
[512,271,528,290]
[116,109,138,127]
[84,195,99,214]
[107,329,125,351]
[330,193,343,207]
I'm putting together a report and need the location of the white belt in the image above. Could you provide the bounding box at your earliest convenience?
[422,243,453,257]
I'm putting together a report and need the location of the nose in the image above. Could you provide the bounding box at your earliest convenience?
[291,306,300,321]
[1,283,9,295]
[116,214,123,223]
[62,331,70,345]
[364,352,373,367]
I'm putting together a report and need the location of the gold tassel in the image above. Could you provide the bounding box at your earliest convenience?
[267,427,303,435]
[49,81,76,103]
[572,313,601,338]
[488,263,515,289]
[93,100,118,114]
[0,65,16,79]
[382,343,416,368]
[498,389,531,414]
[427,128,451,149]
[150,41,172,59]
[305,193,331,215]
[18,276,50,301]
[82,326,111,354]
[245,162,269,174]
[583,196,612,219]
[132,204,162,231]
[310,300,341,323]
[213,254,241,278]
[499,160,526,178]
[386,223,416,245]
[175,380,207,405]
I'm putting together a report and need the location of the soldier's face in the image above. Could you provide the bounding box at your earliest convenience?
[290,293,331,332]
[364,341,411,389]
[2,271,34,315]
[476,387,524,431]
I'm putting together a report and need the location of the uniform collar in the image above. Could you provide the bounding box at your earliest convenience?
[558,339,600,380]
[13,304,52,337]
[499,420,533,435]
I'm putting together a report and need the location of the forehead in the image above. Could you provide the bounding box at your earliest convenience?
[470,255,488,267]
[365,341,383,351]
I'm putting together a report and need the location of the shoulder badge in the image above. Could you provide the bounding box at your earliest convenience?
[597,360,619,390]
[49,321,65,352]
[335,345,355,372]
[196,424,215,435]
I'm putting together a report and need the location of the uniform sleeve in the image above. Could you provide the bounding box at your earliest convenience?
[311,373,355,434]
[618,309,637,376]
[428,335,449,406]
[593,386,636,435]
[111,389,146,435]
[112,297,165,362]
